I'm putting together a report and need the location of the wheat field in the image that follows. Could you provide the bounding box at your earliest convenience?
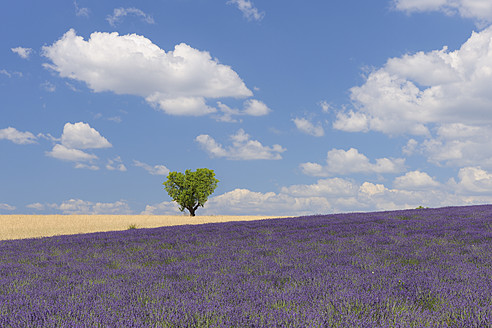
[0,215,280,241]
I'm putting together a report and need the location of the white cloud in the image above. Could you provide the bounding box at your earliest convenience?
[402,138,418,155]
[334,26,492,169]
[0,127,37,144]
[43,29,253,116]
[211,174,492,214]
[393,170,440,190]
[195,135,229,157]
[449,166,492,194]
[26,203,45,211]
[0,203,16,211]
[47,144,98,162]
[0,69,22,78]
[60,122,111,149]
[11,47,33,59]
[147,96,217,116]
[216,99,271,122]
[227,0,265,21]
[75,163,100,170]
[216,103,241,123]
[46,122,111,168]
[300,148,405,176]
[319,101,331,112]
[205,189,331,216]
[333,110,370,132]
[393,0,492,26]
[359,181,386,196]
[107,7,155,26]
[133,160,170,176]
[334,26,492,135]
[243,99,271,116]
[292,117,325,137]
[50,199,132,215]
[41,81,56,92]
[140,201,182,215]
[106,157,127,172]
[421,123,492,167]
[1,69,11,78]
[196,129,286,160]
[280,178,358,197]
[74,1,89,17]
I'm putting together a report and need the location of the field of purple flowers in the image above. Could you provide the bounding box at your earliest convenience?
[1,205,491,327]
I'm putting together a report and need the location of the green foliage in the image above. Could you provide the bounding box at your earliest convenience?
[127,224,138,230]
[163,168,219,216]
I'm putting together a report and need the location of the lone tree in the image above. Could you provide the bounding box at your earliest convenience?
[163,168,219,216]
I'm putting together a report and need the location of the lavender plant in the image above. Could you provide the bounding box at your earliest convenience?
[0,205,491,327]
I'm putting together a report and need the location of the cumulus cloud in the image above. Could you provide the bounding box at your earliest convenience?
[215,172,492,214]
[41,81,56,92]
[49,199,132,215]
[74,1,89,17]
[0,69,22,78]
[334,26,492,135]
[319,101,331,112]
[243,99,271,116]
[106,157,127,172]
[196,129,286,160]
[141,201,184,215]
[393,0,492,26]
[402,138,418,155]
[26,203,45,211]
[216,99,271,122]
[333,26,492,169]
[280,178,358,197]
[227,0,265,21]
[42,29,254,116]
[205,189,331,216]
[46,122,111,167]
[421,123,492,167]
[300,148,405,176]
[393,170,440,190]
[107,7,154,26]
[60,122,111,149]
[449,166,492,194]
[133,160,170,176]
[0,203,16,211]
[292,117,325,137]
[74,163,100,170]
[47,144,98,162]
[11,47,33,59]
[0,69,11,77]
[0,127,38,144]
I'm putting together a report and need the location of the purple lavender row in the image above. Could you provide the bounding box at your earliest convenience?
[0,205,491,327]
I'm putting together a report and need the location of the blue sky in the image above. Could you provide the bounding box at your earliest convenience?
[2,0,492,216]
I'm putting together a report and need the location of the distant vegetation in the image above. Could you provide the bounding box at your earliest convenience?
[0,205,490,326]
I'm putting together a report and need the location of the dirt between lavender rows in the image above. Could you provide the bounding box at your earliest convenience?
[0,215,281,241]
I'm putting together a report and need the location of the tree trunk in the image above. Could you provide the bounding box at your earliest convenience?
[188,203,200,216]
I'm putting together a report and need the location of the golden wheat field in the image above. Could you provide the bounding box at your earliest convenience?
[0,215,280,241]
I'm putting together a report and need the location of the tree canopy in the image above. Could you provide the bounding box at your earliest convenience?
[163,168,219,216]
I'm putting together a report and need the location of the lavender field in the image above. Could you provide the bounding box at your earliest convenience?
[1,205,491,327]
